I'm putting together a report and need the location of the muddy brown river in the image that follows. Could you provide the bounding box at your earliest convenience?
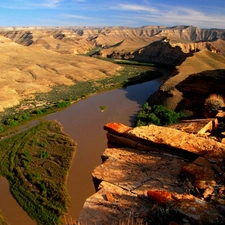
[0,67,174,224]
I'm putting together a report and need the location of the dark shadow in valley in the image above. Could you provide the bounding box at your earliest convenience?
[122,67,175,125]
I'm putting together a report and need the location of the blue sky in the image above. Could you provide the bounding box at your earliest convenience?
[0,0,225,28]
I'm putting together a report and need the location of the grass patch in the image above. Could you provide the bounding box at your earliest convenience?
[99,105,107,112]
[0,63,166,137]
[0,120,77,225]
[84,46,103,56]
[0,210,7,225]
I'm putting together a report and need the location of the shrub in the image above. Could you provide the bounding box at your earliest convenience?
[39,151,49,159]
[56,100,71,108]
[33,109,43,115]
[39,142,47,148]
[24,151,32,163]
[8,119,19,127]
[204,94,225,118]
[136,103,183,126]
[0,126,4,132]
[22,113,30,120]
[100,105,107,111]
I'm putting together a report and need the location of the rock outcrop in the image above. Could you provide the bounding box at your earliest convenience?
[0,26,225,66]
[78,120,225,224]
[131,41,190,66]
[175,69,225,116]
[148,51,225,113]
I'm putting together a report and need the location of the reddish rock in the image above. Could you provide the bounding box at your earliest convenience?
[79,122,225,224]
[181,160,215,181]
[104,122,132,134]
[105,193,114,202]
[147,190,174,205]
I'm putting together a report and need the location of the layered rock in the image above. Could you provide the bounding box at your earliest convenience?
[78,121,225,224]
[175,69,225,116]
[148,51,225,113]
[0,26,225,65]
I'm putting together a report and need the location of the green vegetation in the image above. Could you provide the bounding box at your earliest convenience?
[56,100,71,108]
[85,46,103,56]
[136,103,184,126]
[0,64,163,136]
[99,105,107,111]
[0,100,72,136]
[0,211,7,225]
[0,121,76,225]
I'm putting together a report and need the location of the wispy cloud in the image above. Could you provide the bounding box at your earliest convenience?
[62,14,90,20]
[0,0,63,9]
[0,1,225,28]
[118,4,158,13]
[113,3,225,29]
[44,0,62,8]
[29,0,63,8]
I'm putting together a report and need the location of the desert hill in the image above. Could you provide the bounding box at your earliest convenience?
[0,25,225,114]
[0,36,122,112]
[1,26,225,59]
[148,50,225,116]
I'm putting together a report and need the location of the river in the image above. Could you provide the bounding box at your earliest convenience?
[0,67,174,224]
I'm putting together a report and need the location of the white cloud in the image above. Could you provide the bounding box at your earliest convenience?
[113,3,225,29]
[44,0,62,8]
[0,0,63,9]
[62,14,90,20]
[118,4,158,13]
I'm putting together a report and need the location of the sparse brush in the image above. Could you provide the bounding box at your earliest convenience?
[204,94,225,118]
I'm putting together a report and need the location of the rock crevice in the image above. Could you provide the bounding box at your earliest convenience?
[79,120,225,224]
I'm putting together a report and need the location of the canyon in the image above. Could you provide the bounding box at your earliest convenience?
[0,25,225,224]
[0,25,225,115]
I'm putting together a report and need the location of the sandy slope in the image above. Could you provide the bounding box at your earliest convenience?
[0,36,122,112]
[157,50,225,110]
[162,50,225,91]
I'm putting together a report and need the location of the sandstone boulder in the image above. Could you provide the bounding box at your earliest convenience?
[79,122,225,224]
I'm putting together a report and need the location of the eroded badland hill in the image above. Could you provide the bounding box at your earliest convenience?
[0,25,225,116]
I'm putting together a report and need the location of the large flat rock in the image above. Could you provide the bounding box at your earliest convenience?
[78,181,152,225]
[79,123,225,224]
[93,147,186,193]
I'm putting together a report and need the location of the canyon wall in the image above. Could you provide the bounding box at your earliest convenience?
[0,26,225,66]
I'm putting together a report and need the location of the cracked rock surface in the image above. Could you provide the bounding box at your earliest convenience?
[78,122,225,224]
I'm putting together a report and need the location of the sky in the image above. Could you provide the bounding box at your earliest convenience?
[0,0,225,29]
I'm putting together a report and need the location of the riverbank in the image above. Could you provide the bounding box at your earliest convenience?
[0,64,174,224]
[0,63,163,138]
[0,120,77,225]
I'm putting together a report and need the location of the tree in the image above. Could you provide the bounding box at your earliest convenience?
[136,103,182,126]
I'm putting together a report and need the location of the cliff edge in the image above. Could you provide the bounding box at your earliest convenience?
[78,118,225,224]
